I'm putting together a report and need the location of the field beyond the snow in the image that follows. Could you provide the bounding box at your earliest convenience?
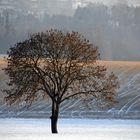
[0,56,140,119]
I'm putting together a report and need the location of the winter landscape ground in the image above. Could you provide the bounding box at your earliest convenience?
[0,119,140,140]
[0,56,140,139]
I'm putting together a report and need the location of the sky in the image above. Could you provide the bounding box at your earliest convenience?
[74,0,140,6]
[30,0,140,6]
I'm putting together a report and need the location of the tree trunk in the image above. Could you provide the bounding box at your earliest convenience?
[50,101,59,134]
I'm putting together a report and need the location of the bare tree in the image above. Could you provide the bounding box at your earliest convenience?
[4,29,119,133]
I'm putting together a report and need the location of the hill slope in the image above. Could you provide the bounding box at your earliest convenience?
[0,58,140,119]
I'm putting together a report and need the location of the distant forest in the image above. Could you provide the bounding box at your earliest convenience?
[0,3,140,60]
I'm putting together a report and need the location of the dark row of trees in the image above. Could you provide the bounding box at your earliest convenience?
[0,3,140,60]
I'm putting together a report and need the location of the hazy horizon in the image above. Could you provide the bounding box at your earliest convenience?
[0,0,140,61]
[80,0,140,6]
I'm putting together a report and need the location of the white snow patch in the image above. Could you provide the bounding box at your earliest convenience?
[0,119,140,140]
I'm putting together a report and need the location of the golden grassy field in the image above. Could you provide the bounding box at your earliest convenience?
[0,58,140,118]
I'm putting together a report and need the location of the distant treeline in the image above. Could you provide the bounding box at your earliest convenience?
[0,3,140,60]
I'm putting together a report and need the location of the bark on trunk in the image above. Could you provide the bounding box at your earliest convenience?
[50,101,59,134]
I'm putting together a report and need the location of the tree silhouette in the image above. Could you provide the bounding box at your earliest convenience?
[4,29,119,133]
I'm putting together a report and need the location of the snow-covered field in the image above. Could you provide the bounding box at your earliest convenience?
[0,119,140,140]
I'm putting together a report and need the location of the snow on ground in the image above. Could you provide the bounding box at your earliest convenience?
[0,119,140,140]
